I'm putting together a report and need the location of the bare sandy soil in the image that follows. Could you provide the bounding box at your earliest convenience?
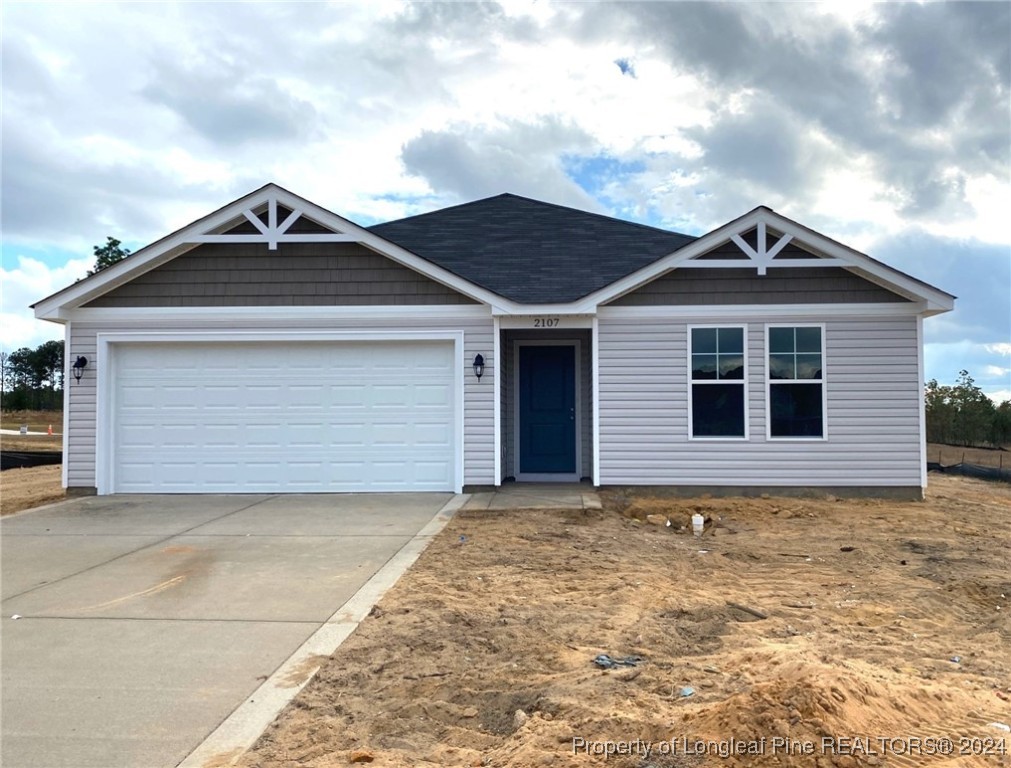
[0,465,66,516]
[243,475,1011,768]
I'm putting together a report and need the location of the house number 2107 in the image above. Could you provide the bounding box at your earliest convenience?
[533,317,560,328]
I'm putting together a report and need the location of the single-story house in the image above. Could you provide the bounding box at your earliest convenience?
[33,183,954,499]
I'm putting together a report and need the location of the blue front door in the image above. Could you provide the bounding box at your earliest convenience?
[519,345,576,474]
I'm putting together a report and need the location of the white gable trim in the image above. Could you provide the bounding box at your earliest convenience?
[584,208,955,315]
[34,184,509,320]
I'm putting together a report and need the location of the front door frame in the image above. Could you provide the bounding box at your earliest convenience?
[513,339,581,482]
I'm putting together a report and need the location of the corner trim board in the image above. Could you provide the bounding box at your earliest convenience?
[591,316,601,486]
[493,316,502,486]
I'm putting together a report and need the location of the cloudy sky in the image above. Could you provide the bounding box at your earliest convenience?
[2,1,1009,400]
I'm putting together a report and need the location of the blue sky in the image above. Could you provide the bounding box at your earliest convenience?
[2,1,1009,401]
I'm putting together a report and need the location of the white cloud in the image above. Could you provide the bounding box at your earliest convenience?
[987,389,1011,404]
[1,254,90,352]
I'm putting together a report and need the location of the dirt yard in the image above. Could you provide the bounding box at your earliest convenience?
[243,475,1011,768]
[1,410,64,514]
[0,465,66,516]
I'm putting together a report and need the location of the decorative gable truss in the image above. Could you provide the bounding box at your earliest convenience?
[678,220,844,276]
[191,192,357,250]
[585,207,954,315]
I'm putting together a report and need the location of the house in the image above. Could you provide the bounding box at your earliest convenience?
[33,183,954,499]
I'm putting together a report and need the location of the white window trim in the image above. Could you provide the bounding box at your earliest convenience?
[512,339,582,482]
[687,324,750,441]
[94,330,466,496]
[764,323,828,442]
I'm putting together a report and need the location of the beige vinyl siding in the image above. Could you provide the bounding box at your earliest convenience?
[500,329,593,480]
[83,242,478,307]
[608,267,910,305]
[597,315,921,486]
[66,314,495,490]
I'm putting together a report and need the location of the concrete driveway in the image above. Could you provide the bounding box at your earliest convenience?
[1,492,456,768]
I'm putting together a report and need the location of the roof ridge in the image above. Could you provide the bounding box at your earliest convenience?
[368,194,514,228]
[370,192,695,239]
[492,192,696,239]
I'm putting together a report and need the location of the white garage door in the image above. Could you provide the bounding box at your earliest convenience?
[111,340,457,493]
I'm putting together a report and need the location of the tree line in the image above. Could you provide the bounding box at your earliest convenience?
[1,341,65,411]
[925,370,1011,448]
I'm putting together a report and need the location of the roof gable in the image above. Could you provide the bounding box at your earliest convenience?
[583,207,955,315]
[33,184,507,319]
[369,194,695,303]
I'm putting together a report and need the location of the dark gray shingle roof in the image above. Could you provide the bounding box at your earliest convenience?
[368,193,696,303]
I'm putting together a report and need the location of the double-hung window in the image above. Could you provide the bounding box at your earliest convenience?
[767,325,825,438]
[689,326,746,438]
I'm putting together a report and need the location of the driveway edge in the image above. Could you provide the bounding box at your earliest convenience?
[177,493,468,768]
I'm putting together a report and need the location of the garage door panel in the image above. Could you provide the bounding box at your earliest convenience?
[111,341,457,493]
[416,423,452,446]
[330,384,368,406]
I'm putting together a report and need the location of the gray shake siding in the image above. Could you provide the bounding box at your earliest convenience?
[608,267,910,305]
[596,314,921,487]
[65,315,495,490]
[84,242,478,307]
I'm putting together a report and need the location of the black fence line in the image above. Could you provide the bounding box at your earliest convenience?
[1,452,62,471]
[927,461,1011,484]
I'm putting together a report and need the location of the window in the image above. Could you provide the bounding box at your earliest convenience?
[767,325,825,438]
[689,326,746,438]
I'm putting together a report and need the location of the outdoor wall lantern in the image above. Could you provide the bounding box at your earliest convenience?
[472,354,485,381]
[72,356,88,382]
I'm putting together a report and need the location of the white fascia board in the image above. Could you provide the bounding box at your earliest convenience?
[585,208,954,313]
[491,301,600,316]
[34,184,506,320]
[61,304,493,324]
[598,302,927,319]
